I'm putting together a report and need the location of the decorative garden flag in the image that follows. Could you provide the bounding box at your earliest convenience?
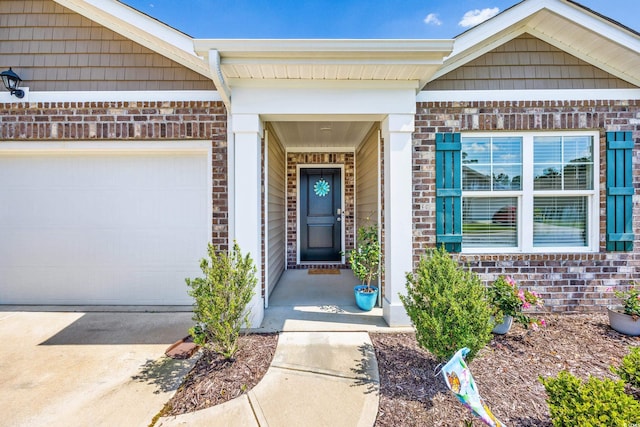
[441,347,505,427]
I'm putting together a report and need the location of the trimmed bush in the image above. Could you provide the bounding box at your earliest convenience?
[186,242,256,361]
[400,245,494,362]
[540,371,640,427]
[611,346,640,388]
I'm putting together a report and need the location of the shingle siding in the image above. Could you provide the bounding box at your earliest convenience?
[426,34,637,91]
[0,0,215,91]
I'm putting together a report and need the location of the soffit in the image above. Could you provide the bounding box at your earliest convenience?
[431,0,640,87]
[270,120,375,149]
[194,39,454,89]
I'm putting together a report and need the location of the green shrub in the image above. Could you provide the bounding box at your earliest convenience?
[186,242,256,361]
[611,346,640,388]
[540,371,640,427]
[400,245,494,362]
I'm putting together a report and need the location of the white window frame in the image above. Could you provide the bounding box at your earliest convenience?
[461,131,599,254]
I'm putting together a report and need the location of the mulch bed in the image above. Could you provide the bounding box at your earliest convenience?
[371,313,640,427]
[162,333,278,416]
[161,314,639,426]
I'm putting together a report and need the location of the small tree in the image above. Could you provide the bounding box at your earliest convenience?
[186,242,256,361]
[400,245,494,362]
[348,224,381,291]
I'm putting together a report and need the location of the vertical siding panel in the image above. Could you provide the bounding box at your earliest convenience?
[267,129,286,294]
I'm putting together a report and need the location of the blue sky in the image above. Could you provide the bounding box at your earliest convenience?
[120,0,638,39]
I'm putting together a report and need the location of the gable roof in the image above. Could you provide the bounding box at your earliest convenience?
[430,0,640,87]
[53,0,209,78]
[48,0,640,93]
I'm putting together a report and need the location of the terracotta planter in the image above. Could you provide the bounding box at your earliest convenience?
[491,315,513,335]
[607,307,640,336]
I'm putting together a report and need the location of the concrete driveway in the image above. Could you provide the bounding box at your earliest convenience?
[0,310,195,427]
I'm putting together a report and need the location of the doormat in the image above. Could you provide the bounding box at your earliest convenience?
[308,269,341,275]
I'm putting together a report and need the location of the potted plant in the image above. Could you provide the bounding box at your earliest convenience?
[487,275,545,334]
[347,224,381,311]
[607,284,640,336]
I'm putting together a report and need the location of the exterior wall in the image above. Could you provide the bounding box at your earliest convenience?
[266,128,286,294]
[0,0,214,91]
[413,98,640,312]
[286,152,355,268]
[355,125,380,229]
[425,34,636,91]
[0,100,228,247]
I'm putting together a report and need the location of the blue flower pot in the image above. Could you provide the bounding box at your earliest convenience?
[354,285,378,311]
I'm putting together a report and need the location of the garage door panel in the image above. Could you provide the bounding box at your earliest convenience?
[0,147,210,305]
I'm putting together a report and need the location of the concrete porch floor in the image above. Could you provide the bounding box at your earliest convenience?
[257,269,406,332]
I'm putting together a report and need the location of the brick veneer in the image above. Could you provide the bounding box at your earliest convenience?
[0,100,229,248]
[413,99,640,312]
[286,152,355,268]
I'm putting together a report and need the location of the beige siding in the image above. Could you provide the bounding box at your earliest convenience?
[267,128,286,295]
[426,33,636,91]
[355,125,379,231]
[0,0,214,91]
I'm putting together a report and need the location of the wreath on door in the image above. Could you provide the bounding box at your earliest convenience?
[313,178,330,197]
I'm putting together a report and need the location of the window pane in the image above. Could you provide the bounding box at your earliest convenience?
[534,136,562,190]
[534,136,562,162]
[493,165,522,190]
[463,197,518,248]
[462,137,522,191]
[463,165,491,190]
[533,197,587,247]
[534,136,593,191]
[534,165,562,190]
[564,163,593,190]
[564,136,593,190]
[564,136,592,163]
[462,138,490,164]
[492,137,522,164]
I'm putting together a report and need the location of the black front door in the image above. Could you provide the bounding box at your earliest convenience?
[300,168,342,262]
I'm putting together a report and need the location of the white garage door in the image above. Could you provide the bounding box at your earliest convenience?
[0,143,211,305]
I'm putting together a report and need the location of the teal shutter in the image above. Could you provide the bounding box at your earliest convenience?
[606,131,634,251]
[435,132,462,252]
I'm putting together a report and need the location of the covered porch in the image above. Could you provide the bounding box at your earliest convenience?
[193,39,454,328]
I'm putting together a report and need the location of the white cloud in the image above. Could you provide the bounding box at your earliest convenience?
[458,7,500,28]
[423,13,442,26]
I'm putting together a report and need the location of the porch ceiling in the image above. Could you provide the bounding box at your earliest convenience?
[270,120,375,150]
[193,39,454,89]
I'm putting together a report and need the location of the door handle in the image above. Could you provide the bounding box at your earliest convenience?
[336,208,343,222]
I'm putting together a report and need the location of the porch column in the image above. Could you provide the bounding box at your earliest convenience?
[382,114,414,326]
[231,113,264,328]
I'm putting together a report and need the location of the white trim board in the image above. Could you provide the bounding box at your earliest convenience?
[418,89,640,103]
[0,141,212,153]
[0,90,222,104]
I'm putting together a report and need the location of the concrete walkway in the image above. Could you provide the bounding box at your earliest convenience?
[157,332,380,427]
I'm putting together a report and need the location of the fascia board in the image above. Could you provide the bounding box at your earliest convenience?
[194,39,454,59]
[54,0,209,77]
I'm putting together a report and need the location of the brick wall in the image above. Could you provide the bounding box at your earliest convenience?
[413,99,640,312]
[286,152,355,268]
[0,100,229,247]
